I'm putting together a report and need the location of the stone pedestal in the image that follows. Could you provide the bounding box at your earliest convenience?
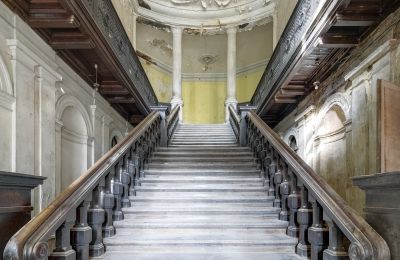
[0,171,45,256]
[353,171,400,260]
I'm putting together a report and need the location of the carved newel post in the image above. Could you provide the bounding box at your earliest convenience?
[238,106,257,147]
[151,106,168,147]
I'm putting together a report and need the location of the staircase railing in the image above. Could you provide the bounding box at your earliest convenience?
[166,105,180,142]
[3,111,162,260]
[239,109,390,260]
[228,105,240,141]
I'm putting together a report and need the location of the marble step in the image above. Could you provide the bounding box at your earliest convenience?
[148,162,258,169]
[132,191,271,200]
[117,214,280,226]
[150,156,255,162]
[144,169,261,176]
[135,186,267,193]
[152,151,252,157]
[138,183,265,189]
[95,251,303,260]
[139,176,263,184]
[157,146,249,151]
[130,195,273,203]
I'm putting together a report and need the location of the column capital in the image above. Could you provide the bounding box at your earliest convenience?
[226,27,237,35]
[171,26,184,34]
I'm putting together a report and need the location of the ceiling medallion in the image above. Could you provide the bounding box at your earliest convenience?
[199,54,218,71]
[170,0,236,10]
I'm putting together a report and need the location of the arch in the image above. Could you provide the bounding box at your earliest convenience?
[315,92,351,131]
[288,135,298,152]
[109,127,124,149]
[56,94,93,137]
[55,94,94,192]
[284,127,299,145]
[0,52,13,96]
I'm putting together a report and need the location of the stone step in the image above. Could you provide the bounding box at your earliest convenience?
[136,186,267,193]
[148,162,258,169]
[172,133,236,137]
[152,151,252,157]
[118,214,279,225]
[144,169,261,177]
[170,138,237,142]
[139,176,263,184]
[132,191,271,200]
[129,201,273,208]
[169,143,238,146]
[130,196,273,203]
[150,156,255,163]
[138,183,265,189]
[157,146,249,151]
[96,251,303,260]
[122,204,277,215]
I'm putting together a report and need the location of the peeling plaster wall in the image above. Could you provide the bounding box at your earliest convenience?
[274,9,400,214]
[141,58,173,103]
[0,2,130,215]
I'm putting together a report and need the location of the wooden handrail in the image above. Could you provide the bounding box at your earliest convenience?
[246,111,390,260]
[4,112,161,259]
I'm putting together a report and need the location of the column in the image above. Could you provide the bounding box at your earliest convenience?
[225,27,238,122]
[171,27,184,121]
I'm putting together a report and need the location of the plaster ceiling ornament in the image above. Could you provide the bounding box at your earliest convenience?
[171,0,236,9]
[132,0,275,34]
[198,54,218,71]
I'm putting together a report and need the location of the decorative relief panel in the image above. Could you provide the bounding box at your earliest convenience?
[171,0,234,9]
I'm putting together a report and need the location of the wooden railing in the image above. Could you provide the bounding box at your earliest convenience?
[3,112,162,260]
[233,107,390,260]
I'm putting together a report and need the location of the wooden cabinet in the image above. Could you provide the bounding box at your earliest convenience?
[0,171,45,258]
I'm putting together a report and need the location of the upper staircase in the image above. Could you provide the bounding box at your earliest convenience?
[98,124,301,260]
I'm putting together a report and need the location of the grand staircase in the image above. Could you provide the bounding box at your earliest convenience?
[97,124,302,260]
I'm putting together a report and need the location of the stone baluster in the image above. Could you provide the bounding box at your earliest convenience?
[71,198,92,259]
[264,143,272,188]
[49,212,76,259]
[112,163,124,221]
[279,163,290,221]
[103,171,115,237]
[308,195,329,259]
[268,149,277,197]
[128,146,139,196]
[323,216,349,259]
[296,184,312,257]
[274,157,283,208]
[287,168,300,237]
[87,182,106,257]
[121,155,131,208]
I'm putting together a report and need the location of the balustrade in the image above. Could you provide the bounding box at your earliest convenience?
[226,104,390,260]
[3,111,165,259]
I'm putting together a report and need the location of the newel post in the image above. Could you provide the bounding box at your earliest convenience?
[151,106,168,147]
[238,106,257,147]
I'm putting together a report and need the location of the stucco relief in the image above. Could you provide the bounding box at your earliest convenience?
[315,92,351,130]
[171,0,234,9]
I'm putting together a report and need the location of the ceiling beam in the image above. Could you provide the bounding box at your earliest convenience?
[334,13,377,26]
[319,35,359,48]
[274,97,298,104]
[50,32,94,49]
[28,14,80,28]
[108,97,135,104]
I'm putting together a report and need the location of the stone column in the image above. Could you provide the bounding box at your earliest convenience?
[225,27,238,122]
[171,27,184,121]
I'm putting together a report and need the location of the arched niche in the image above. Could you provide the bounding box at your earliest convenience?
[288,135,298,153]
[55,95,93,193]
[315,96,350,204]
[109,128,124,149]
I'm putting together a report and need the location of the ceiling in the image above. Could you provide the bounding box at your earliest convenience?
[134,0,275,33]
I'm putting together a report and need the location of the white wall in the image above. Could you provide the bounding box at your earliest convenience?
[0,2,131,214]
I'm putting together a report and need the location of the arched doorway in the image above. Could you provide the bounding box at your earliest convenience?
[60,106,89,190]
[288,135,298,153]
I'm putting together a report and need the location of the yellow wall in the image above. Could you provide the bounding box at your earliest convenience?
[182,80,227,124]
[236,69,264,103]
[141,59,172,103]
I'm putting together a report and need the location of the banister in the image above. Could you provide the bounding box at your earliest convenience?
[246,110,390,260]
[3,111,161,260]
